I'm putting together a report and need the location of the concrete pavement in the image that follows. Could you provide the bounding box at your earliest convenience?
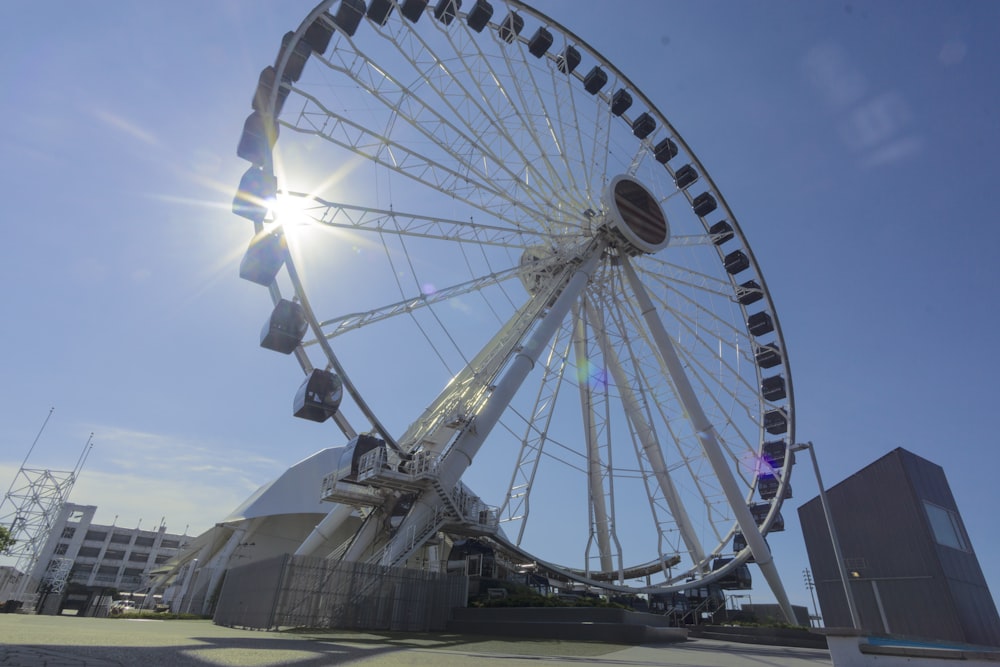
[0,615,833,666]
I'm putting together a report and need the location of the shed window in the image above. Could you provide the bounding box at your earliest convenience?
[924,501,969,551]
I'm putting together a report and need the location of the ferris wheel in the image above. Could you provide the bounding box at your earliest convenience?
[233,0,796,618]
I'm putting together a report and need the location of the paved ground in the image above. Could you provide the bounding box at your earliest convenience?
[0,615,833,666]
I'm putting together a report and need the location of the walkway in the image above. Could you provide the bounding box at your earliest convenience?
[0,615,833,666]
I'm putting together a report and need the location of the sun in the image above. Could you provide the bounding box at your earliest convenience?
[270,191,320,228]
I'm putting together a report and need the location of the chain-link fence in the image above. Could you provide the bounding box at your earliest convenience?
[214,554,467,632]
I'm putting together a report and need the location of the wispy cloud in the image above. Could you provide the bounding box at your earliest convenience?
[0,426,287,538]
[92,109,160,147]
[801,42,922,169]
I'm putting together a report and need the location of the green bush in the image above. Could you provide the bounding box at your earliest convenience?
[109,611,208,621]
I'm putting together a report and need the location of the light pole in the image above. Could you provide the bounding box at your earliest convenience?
[791,441,862,629]
[803,568,820,627]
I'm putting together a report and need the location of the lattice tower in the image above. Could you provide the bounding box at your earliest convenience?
[0,409,92,605]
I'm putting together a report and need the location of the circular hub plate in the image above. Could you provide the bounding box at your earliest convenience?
[605,175,670,254]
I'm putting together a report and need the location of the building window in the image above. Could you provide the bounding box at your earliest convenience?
[128,552,148,563]
[85,531,108,542]
[161,540,180,549]
[98,565,118,575]
[77,547,100,558]
[61,527,75,539]
[134,536,155,547]
[110,533,131,544]
[924,500,970,552]
[54,544,68,555]
[104,550,126,562]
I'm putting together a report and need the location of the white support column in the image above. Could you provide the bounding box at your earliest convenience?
[295,503,355,557]
[620,255,795,624]
[439,240,606,490]
[343,510,385,563]
[380,239,607,567]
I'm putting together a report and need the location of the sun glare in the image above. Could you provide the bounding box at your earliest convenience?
[271,192,318,228]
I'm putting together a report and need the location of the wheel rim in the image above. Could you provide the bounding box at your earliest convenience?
[235,0,795,594]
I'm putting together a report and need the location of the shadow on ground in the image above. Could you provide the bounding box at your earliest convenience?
[1,629,632,666]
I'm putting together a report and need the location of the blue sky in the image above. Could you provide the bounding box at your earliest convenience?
[2,0,999,618]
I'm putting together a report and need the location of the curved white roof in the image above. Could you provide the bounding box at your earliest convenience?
[222,446,344,523]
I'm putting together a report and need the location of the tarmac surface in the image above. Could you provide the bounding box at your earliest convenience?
[0,615,833,666]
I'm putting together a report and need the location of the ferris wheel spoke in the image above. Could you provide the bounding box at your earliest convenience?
[479,27,586,211]
[606,280,749,539]
[498,317,575,544]
[640,275,749,349]
[289,193,560,249]
[572,301,619,577]
[429,24,581,210]
[311,263,519,342]
[588,90,615,207]
[624,133,655,178]
[613,274,759,491]
[660,345,758,487]
[544,59,601,210]
[531,61,598,214]
[415,19,586,217]
[640,256,736,299]
[586,296,707,569]
[619,254,783,577]
[630,280,762,440]
[284,94,554,230]
[659,232,719,248]
[638,279,759,398]
[409,14,592,217]
[313,28,575,227]
[596,279,728,557]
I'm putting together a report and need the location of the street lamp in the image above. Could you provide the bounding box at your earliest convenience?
[791,441,861,629]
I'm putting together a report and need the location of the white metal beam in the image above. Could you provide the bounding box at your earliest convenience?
[620,254,795,624]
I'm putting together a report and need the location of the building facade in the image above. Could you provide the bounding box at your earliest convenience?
[798,447,1000,646]
[32,503,190,611]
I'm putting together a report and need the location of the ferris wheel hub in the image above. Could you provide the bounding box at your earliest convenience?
[604,175,671,255]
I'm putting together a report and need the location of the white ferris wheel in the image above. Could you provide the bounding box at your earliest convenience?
[233,0,796,619]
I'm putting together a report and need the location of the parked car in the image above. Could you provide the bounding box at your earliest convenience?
[109,600,137,616]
